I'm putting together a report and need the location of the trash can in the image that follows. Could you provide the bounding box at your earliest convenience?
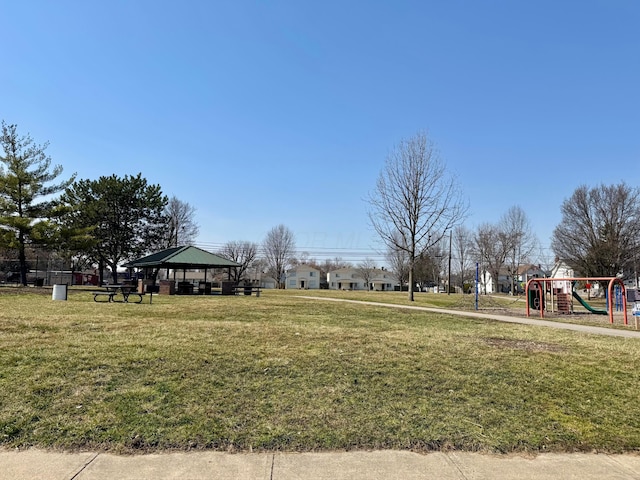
[138,279,158,293]
[159,280,175,295]
[52,284,68,301]
[35,278,44,287]
[221,281,236,295]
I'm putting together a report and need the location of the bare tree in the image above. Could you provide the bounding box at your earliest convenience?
[417,241,445,291]
[386,242,409,290]
[219,240,258,282]
[262,224,296,288]
[452,225,474,290]
[318,257,351,285]
[368,131,468,301]
[474,223,511,294]
[500,206,538,294]
[163,196,199,247]
[291,251,311,266]
[552,183,640,281]
[356,257,377,290]
[322,257,351,274]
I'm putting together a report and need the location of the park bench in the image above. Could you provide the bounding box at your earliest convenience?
[92,291,116,302]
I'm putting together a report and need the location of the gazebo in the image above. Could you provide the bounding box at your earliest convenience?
[125,245,241,294]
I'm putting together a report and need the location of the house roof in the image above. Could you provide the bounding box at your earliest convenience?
[328,267,358,275]
[516,264,547,275]
[125,246,241,269]
[287,264,320,273]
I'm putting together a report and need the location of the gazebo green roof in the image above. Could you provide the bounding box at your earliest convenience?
[125,246,241,269]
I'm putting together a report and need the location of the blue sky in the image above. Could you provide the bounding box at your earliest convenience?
[2,0,638,266]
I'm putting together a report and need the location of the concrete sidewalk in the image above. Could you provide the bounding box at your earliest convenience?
[2,450,640,479]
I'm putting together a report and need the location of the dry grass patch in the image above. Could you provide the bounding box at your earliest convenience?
[1,288,639,454]
[482,337,566,353]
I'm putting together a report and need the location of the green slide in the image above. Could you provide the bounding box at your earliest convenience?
[572,290,608,315]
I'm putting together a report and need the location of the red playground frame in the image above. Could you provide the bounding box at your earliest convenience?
[525,277,628,325]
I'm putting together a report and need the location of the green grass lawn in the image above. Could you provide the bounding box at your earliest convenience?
[1,288,639,454]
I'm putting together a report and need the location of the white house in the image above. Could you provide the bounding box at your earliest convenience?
[369,268,397,291]
[285,264,321,289]
[327,267,397,291]
[479,269,511,294]
[548,260,611,297]
[516,264,547,280]
[514,264,548,293]
[549,260,575,294]
[327,268,363,290]
[481,264,548,294]
[550,260,575,279]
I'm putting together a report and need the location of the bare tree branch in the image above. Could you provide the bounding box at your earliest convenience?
[552,183,640,280]
[500,206,538,293]
[219,240,258,282]
[367,131,468,300]
[262,224,296,288]
[162,196,199,248]
[453,225,474,289]
[356,257,378,290]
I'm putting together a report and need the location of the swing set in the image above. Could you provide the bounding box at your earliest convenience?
[525,277,629,326]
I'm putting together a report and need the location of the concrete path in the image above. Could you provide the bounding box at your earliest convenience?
[297,296,640,338]
[2,449,640,479]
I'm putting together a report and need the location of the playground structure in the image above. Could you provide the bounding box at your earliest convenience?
[525,277,629,326]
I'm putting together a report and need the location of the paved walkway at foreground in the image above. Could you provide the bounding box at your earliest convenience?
[298,296,640,338]
[2,449,640,479]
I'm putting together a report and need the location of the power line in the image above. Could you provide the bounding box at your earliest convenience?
[192,239,558,272]
[193,240,387,263]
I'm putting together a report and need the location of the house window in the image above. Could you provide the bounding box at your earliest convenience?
[309,272,315,277]
[289,279,296,287]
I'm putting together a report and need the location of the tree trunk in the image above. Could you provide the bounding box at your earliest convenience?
[110,261,119,284]
[97,259,105,285]
[408,265,414,301]
[19,237,27,286]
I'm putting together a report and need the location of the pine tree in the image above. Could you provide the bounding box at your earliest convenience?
[0,122,75,285]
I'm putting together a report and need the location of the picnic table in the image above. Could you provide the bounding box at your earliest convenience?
[92,284,146,303]
[231,285,262,297]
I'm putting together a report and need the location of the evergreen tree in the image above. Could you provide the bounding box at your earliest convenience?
[0,122,75,285]
[62,173,167,284]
